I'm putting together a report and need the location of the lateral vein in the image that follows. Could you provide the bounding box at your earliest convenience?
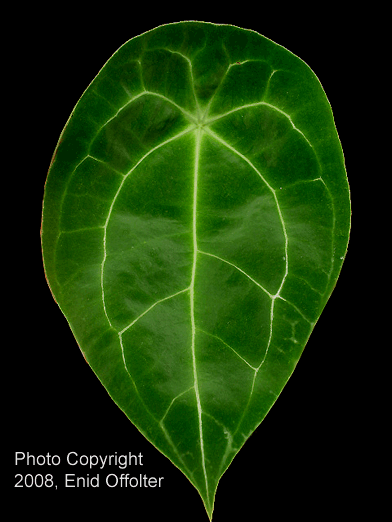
[205,101,313,148]
[198,249,273,299]
[118,287,190,336]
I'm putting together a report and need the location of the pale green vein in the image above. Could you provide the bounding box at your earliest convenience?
[104,89,198,127]
[159,386,195,425]
[198,249,274,299]
[108,230,189,257]
[197,328,258,371]
[59,225,105,235]
[118,286,190,336]
[205,100,313,149]
[191,126,209,505]
[277,295,314,326]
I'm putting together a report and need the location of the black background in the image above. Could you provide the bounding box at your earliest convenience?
[11,8,365,521]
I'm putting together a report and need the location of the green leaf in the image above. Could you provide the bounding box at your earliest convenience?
[41,22,350,519]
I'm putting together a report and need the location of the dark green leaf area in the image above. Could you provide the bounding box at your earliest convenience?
[92,60,144,111]
[55,228,103,287]
[60,159,123,231]
[192,39,230,106]
[90,96,190,173]
[279,182,334,299]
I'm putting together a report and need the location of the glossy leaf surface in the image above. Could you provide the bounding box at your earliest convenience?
[41,22,350,519]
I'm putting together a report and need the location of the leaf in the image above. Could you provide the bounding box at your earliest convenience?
[41,22,350,519]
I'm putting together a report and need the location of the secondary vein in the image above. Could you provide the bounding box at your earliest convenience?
[104,90,197,127]
[118,287,190,336]
[205,101,313,148]
[198,249,273,299]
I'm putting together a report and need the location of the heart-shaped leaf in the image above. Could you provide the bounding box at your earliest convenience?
[41,22,350,519]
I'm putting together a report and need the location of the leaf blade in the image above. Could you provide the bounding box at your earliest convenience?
[41,22,350,520]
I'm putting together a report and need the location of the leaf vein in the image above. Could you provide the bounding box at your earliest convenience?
[191,127,209,504]
[197,329,257,370]
[198,250,273,299]
[102,90,197,128]
[118,287,190,336]
[159,386,195,424]
[205,101,313,148]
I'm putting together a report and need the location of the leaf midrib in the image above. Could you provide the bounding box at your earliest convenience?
[190,126,209,503]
